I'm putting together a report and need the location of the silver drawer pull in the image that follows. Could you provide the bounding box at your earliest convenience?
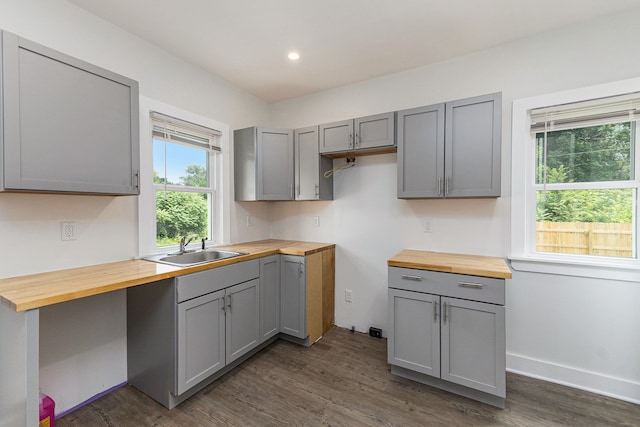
[458,281,484,289]
[401,274,423,281]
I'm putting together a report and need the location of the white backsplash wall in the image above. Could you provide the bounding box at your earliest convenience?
[270,154,507,332]
[0,0,270,415]
[268,8,640,403]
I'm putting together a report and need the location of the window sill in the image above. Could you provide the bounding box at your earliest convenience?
[509,255,640,282]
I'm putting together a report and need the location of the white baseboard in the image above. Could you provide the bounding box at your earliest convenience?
[506,353,640,405]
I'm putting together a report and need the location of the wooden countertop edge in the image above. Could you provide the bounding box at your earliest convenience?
[0,240,335,312]
[386,260,512,279]
[387,249,512,279]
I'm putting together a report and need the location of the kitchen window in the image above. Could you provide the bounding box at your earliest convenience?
[511,82,640,280]
[151,112,221,248]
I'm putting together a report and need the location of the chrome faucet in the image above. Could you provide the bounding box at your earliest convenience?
[179,235,198,254]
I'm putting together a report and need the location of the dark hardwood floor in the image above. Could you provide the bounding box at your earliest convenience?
[58,327,640,426]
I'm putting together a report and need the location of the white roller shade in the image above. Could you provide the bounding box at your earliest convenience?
[531,92,640,133]
[151,111,221,151]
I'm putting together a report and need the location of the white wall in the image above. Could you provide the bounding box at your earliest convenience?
[0,0,270,415]
[269,9,640,402]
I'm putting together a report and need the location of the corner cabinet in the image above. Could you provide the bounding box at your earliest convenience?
[319,112,396,156]
[234,127,294,201]
[387,251,510,408]
[397,93,501,198]
[0,31,139,195]
[280,249,334,345]
[294,126,333,200]
[259,255,280,342]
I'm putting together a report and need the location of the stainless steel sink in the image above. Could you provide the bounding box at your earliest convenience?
[144,250,247,267]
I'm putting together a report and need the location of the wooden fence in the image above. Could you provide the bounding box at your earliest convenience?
[536,222,633,257]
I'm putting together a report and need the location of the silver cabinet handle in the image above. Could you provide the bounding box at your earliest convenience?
[401,274,422,281]
[315,184,319,197]
[221,297,226,313]
[355,132,359,148]
[458,282,484,289]
[445,176,450,195]
[349,133,353,148]
[433,300,438,322]
[443,301,448,323]
[227,294,232,309]
[437,177,442,196]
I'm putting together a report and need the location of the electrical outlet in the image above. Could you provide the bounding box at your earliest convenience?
[423,218,432,233]
[246,215,252,227]
[313,216,320,227]
[61,221,76,241]
[345,289,353,303]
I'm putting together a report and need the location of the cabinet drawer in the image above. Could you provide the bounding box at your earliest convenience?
[177,259,259,303]
[388,267,504,305]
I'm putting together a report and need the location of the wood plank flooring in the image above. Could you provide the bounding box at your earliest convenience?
[57,327,640,426]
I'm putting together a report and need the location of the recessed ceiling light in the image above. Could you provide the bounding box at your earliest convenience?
[288,51,300,61]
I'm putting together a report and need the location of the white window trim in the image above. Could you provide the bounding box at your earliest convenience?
[511,78,640,282]
[138,96,231,257]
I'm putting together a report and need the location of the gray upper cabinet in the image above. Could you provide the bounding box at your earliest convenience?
[319,112,396,155]
[234,127,294,201]
[294,126,333,201]
[397,104,444,198]
[397,93,501,198]
[0,31,139,195]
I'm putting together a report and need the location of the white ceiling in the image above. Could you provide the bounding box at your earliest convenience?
[68,0,640,103]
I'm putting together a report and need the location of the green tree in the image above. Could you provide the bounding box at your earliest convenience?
[156,191,208,240]
[535,123,633,223]
[155,164,209,245]
[179,164,207,187]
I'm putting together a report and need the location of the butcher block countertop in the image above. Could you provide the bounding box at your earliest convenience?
[0,239,335,312]
[388,249,512,279]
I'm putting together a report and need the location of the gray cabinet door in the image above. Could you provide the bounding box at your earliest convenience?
[295,126,320,200]
[1,31,139,195]
[397,104,445,198]
[257,128,294,200]
[259,255,280,342]
[280,255,307,339]
[445,93,501,197]
[440,297,505,397]
[176,289,225,395]
[388,288,440,377]
[354,112,396,150]
[225,279,260,364]
[319,119,353,153]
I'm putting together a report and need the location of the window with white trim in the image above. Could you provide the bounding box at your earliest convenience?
[528,94,639,261]
[151,112,221,248]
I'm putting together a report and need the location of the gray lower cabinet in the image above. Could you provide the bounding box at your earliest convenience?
[0,30,139,195]
[319,112,395,154]
[280,255,307,339]
[234,127,294,200]
[388,266,506,407]
[128,259,261,409]
[176,289,225,395]
[397,92,501,198]
[294,126,333,200]
[259,255,280,342]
